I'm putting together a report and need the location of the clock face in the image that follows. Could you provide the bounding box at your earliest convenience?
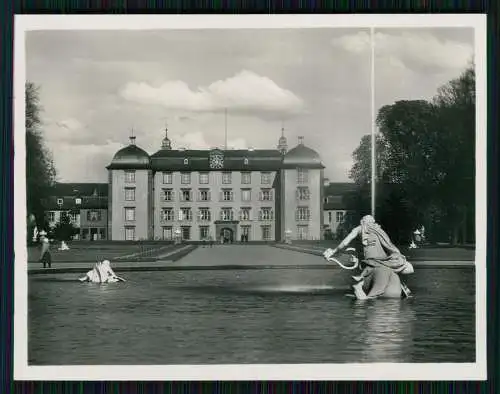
[210,153,224,169]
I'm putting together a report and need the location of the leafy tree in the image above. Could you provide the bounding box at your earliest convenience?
[348,65,475,245]
[52,213,78,242]
[26,82,56,236]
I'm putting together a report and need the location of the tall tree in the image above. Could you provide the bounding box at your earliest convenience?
[348,65,475,245]
[432,65,475,243]
[26,82,56,234]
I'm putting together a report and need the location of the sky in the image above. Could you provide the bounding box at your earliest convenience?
[25,26,474,183]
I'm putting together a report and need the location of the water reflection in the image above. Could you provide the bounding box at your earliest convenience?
[28,268,475,365]
[350,299,417,362]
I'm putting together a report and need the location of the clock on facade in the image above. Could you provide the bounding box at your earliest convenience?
[209,151,224,169]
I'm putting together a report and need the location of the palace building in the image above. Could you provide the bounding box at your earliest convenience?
[106,127,325,242]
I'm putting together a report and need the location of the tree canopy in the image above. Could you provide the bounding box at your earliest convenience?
[26,82,56,234]
[348,65,475,245]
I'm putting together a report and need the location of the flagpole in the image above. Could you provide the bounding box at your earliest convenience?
[370,26,376,219]
[224,108,228,150]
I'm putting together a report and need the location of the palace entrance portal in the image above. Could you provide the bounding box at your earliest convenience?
[214,221,238,244]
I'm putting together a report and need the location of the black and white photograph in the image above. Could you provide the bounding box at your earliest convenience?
[14,15,487,380]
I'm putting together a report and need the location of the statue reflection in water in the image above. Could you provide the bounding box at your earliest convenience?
[351,298,417,362]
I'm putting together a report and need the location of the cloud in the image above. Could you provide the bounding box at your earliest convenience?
[174,131,210,150]
[227,138,248,149]
[52,141,124,182]
[119,70,305,117]
[331,31,473,71]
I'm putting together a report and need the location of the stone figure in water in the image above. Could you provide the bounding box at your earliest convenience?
[323,215,414,300]
[79,260,125,283]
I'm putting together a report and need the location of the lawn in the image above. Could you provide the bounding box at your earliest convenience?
[27,242,177,263]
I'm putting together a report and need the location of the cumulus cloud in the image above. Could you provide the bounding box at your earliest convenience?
[119,70,305,117]
[331,31,473,71]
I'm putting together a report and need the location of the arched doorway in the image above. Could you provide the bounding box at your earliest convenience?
[220,227,234,244]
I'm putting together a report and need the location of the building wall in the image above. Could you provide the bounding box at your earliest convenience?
[80,208,108,240]
[111,169,150,240]
[153,170,277,241]
[46,210,81,229]
[107,170,113,240]
[324,209,348,234]
[282,168,322,240]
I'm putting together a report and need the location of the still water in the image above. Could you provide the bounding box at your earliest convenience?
[28,268,475,364]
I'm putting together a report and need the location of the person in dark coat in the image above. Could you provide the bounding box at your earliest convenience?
[39,231,52,268]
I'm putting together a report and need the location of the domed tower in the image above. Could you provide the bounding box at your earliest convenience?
[277,125,288,155]
[106,134,153,241]
[279,136,325,241]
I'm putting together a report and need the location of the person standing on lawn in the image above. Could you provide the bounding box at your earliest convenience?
[39,230,52,268]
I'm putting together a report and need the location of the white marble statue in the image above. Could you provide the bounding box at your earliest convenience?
[79,260,125,283]
[58,241,70,251]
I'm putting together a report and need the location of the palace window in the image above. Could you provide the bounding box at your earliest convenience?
[69,213,79,223]
[297,168,309,184]
[125,170,135,183]
[259,189,273,201]
[181,172,191,184]
[297,225,309,240]
[162,172,173,184]
[261,172,272,184]
[199,189,211,202]
[220,208,234,221]
[181,189,193,202]
[336,211,345,223]
[125,227,135,241]
[199,172,209,184]
[241,189,251,202]
[240,207,251,221]
[222,172,232,184]
[179,208,193,222]
[161,208,174,221]
[163,188,174,202]
[296,207,311,221]
[221,189,233,202]
[47,211,55,222]
[261,225,272,240]
[259,208,274,221]
[241,172,251,184]
[241,225,251,238]
[181,226,191,240]
[125,187,135,201]
[162,226,173,240]
[198,208,211,221]
[87,210,102,221]
[199,226,210,240]
[296,186,310,201]
[124,208,135,222]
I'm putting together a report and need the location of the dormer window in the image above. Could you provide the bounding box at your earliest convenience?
[75,198,82,205]
[57,198,63,206]
[184,158,189,165]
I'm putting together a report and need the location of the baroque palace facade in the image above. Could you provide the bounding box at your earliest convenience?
[106,128,325,242]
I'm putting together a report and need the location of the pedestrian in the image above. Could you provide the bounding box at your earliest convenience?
[39,231,52,268]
